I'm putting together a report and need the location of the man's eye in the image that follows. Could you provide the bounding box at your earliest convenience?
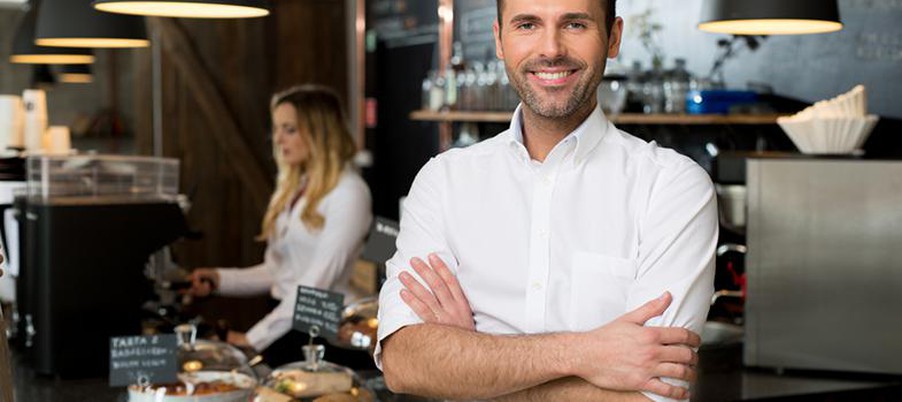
[516,22,536,30]
[565,22,586,30]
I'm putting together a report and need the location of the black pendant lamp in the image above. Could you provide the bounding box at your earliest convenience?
[92,0,269,19]
[699,0,843,35]
[10,2,95,64]
[59,64,94,83]
[35,0,149,48]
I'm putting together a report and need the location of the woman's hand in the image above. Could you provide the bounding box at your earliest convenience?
[226,331,253,349]
[185,268,220,297]
[399,253,476,331]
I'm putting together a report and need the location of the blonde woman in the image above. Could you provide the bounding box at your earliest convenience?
[187,85,372,367]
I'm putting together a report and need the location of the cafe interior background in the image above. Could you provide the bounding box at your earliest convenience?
[0,0,900,400]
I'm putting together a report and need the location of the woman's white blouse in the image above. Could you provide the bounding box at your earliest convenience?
[217,169,372,351]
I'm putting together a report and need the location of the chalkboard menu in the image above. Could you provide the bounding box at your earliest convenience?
[361,216,400,263]
[109,334,178,387]
[293,286,345,340]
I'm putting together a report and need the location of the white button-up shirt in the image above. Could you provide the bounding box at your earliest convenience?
[217,168,372,351]
[376,105,717,401]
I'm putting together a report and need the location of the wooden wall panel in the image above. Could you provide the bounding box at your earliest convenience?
[273,0,349,106]
[133,0,348,330]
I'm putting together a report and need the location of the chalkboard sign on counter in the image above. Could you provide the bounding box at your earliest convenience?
[293,286,345,340]
[109,334,178,387]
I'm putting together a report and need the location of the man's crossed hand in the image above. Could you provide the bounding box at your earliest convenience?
[397,253,701,400]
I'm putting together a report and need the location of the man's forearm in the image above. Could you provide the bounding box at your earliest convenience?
[381,324,577,400]
[492,377,650,402]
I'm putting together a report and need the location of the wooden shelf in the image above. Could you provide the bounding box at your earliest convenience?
[613,113,786,125]
[410,110,786,125]
[410,110,513,123]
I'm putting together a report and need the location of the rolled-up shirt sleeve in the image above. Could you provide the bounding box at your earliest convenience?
[629,162,718,402]
[375,157,458,369]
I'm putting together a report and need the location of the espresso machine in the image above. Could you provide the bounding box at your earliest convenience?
[15,155,187,377]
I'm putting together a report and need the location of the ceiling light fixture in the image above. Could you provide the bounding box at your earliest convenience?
[92,0,269,19]
[10,2,95,64]
[59,64,94,83]
[35,0,150,48]
[699,0,843,35]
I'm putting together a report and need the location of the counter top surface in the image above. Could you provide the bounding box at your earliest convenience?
[693,343,902,401]
[7,343,902,401]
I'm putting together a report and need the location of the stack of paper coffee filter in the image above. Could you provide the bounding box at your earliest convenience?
[777,85,879,154]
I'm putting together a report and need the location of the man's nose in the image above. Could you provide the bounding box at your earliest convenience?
[539,28,566,59]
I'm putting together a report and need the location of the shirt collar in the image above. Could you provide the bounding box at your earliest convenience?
[506,103,611,166]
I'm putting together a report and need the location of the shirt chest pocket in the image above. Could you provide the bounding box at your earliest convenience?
[569,251,638,332]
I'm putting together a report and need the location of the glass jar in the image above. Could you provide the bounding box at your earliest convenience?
[127,324,258,402]
[664,58,692,114]
[597,75,628,116]
[255,344,374,402]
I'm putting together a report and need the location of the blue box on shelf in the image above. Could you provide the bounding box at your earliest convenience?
[686,90,758,115]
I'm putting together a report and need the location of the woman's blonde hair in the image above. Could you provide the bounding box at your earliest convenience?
[259,85,357,239]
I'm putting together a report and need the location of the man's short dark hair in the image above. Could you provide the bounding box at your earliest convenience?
[496,0,617,35]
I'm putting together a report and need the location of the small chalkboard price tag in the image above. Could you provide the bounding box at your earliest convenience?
[109,334,178,387]
[292,285,345,340]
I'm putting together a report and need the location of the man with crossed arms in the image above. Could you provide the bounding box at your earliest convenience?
[375,0,717,400]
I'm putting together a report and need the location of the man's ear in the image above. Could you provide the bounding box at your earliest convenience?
[494,19,504,60]
[607,16,624,59]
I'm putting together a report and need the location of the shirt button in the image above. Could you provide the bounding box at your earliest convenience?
[538,229,548,238]
[541,175,552,185]
[531,282,543,291]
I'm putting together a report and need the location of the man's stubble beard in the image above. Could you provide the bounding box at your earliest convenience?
[505,56,606,119]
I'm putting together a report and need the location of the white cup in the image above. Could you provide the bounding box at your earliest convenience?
[46,126,72,155]
[22,89,48,153]
[0,96,25,151]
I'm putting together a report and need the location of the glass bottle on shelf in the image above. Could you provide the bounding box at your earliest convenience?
[664,58,692,114]
[473,62,488,111]
[444,66,458,110]
[450,41,466,72]
[485,61,500,111]
[429,70,445,112]
[461,65,478,111]
[456,69,468,111]
[641,65,665,114]
[625,60,646,113]
[421,72,434,111]
[447,41,467,111]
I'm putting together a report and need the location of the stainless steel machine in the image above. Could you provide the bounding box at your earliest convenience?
[744,157,902,375]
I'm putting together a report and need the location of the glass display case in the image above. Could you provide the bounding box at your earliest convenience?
[26,154,179,204]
